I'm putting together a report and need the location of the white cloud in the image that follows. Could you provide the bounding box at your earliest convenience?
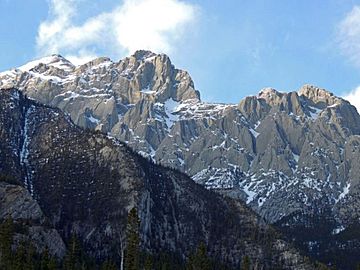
[337,5,360,66]
[36,0,198,65]
[343,86,360,112]
[37,0,77,54]
[65,51,99,66]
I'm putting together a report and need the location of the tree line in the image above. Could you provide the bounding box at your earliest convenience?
[0,208,341,270]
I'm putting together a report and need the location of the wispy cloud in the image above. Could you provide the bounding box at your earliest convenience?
[343,86,360,112]
[36,0,198,65]
[337,5,360,66]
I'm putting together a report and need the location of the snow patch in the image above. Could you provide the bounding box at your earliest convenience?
[18,55,74,72]
[308,106,322,120]
[88,115,100,124]
[140,86,156,94]
[164,98,180,130]
[336,182,351,203]
[243,184,257,204]
[292,153,300,162]
[332,225,345,235]
[249,128,260,138]
[178,157,185,166]
[20,106,35,196]
[258,197,265,207]
[144,55,156,62]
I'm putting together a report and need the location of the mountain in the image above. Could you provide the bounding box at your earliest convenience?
[0,88,315,269]
[1,51,360,268]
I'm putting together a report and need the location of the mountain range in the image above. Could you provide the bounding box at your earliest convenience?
[0,88,315,269]
[1,50,360,269]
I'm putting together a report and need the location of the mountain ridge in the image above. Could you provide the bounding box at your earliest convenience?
[2,51,360,268]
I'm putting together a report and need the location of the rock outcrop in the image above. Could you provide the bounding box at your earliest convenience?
[0,181,66,257]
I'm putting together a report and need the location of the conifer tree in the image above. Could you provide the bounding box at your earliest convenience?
[63,234,82,270]
[13,241,26,270]
[101,259,117,270]
[144,254,153,270]
[125,207,140,270]
[25,243,36,270]
[240,255,251,270]
[47,256,57,270]
[316,263,331,270]
[0,216,15,269]
[41,247,50,270]
[186,242,211,270]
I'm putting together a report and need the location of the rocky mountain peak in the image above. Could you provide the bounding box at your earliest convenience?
[256,87,287,109]
[298,84,342,108]
[80,56,112,67]
[18,54,75,73]
[0,51,201,149]
[257,87,283,99]
[132,50,157,61]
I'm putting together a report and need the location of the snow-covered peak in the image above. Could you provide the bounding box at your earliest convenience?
[18,55,75,73]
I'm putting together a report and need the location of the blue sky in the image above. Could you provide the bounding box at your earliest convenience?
[1,0,360,106]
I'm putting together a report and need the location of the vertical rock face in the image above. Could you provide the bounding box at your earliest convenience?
[0,88,314,269]
[2,53,360,268]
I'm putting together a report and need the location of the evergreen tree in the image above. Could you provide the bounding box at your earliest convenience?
[144,254,153,270]
[63,234,82,270]
[240,255,251,270]
[41,247,50,270]
[25,243,36,270]
[195,243,211,270]
[47,257,57,270]
[13,241,26,270]
[125,208,140,270]
[186,242,211,270]
[0,216,15,269]
[315,263,330,270]
[101,259,117,270]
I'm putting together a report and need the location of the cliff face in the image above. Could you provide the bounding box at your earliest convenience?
[0,88,314,269]
[2,51,360,268]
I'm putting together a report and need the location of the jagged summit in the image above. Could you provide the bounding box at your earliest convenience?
[298,84,344,108]
[298,84,335,98]
[132,49,157,61]
[257,87,281,97]
[254,84,349,113]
